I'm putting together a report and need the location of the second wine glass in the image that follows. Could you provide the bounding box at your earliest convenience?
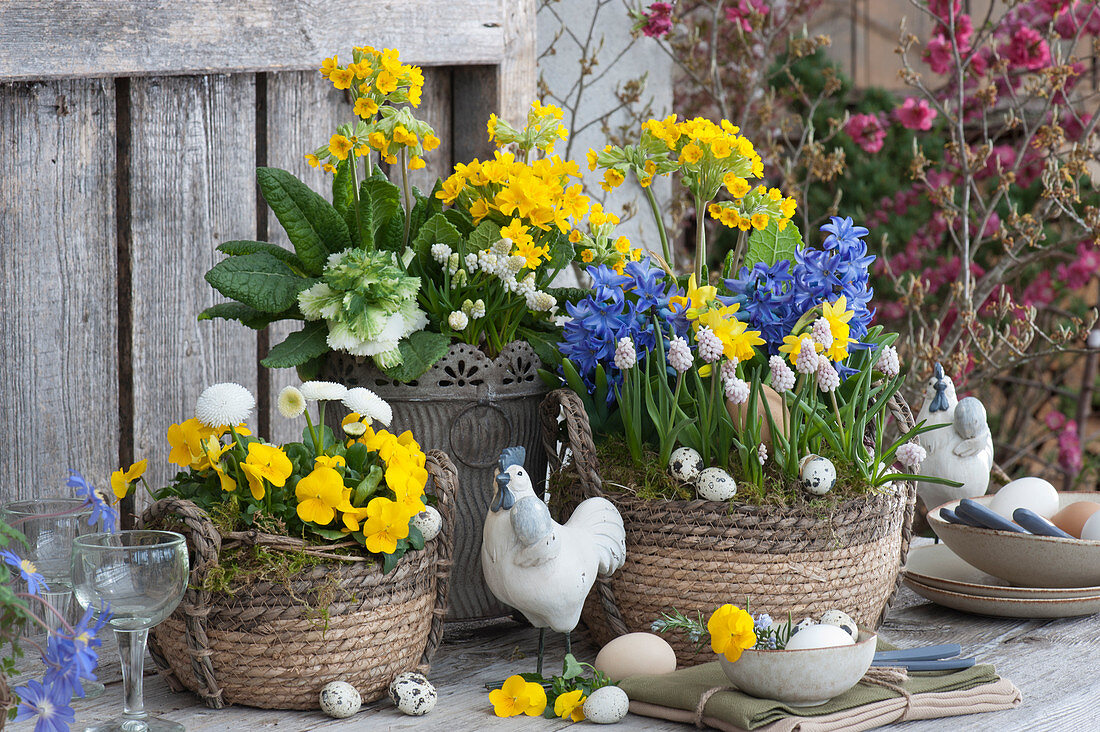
[72,530,189,732]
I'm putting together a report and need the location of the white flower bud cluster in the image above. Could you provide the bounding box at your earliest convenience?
[448,310,469,330]
[757,443,768,466]
[724,376,750,405]
[769,355,796,392]
[811,317,834,349]
[447,252,460,275]
[464,253,479,272]
[526,290,557,312]
[721,359,739,381]
[613,337,637,370]
[877,345,900,378]
[795,338,819,375]
[462,299,487,319]
[667,336,693,373]
[490,237,512,258]
[505,255,526,276]
[896,441,927,469]
[816,358,840,392]
[696,327,723,363]
[431,243,452,265]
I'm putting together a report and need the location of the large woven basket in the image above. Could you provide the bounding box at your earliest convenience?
[140,450,457,710]
[540,389,917,666]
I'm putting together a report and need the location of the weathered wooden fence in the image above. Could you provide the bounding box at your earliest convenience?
[0,0,536,517]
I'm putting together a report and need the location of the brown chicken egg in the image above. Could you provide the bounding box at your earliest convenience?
[1050,501,1100,538]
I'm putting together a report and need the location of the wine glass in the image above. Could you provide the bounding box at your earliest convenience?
[72,530,188,732]
[1,497,105,697]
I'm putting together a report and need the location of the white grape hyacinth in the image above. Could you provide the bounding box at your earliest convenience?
[811,317,834,349]
[877,345,900,378]
[277,385,306,418]
[769,355,796,392]
[795,338,820,375]
[613,337,637,370]
[300,381,348,402]
[816,358,840,393]
[342,387,393,427]
[896,441,927,469]
[667,336,693,374]
[448,310,469,330]
[430,243,452,264]
[196,382,255,428]
[696,326,723,363]
[724,376,750,405]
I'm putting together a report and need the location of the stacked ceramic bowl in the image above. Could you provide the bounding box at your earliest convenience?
[904,487,1100,618]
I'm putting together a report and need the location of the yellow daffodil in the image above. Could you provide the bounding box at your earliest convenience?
[489,675,547,718]
[669,275,718,320]
[554,689,586,722]
[708,604,757,663]
[240,443,292,501]
[167,418,215,470]
[693,305,765,362]
[778,333,823,367]
[110,459,147,500]
[821,296,856,362]
[295,466,344,525]
[362,497,411,555]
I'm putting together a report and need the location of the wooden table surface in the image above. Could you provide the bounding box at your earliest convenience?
[11,540,1097,731]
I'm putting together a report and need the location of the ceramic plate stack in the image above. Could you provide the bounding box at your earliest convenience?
[906,493,1100,618]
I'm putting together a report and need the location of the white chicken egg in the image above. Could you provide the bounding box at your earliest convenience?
[319,681,361,718]
[582,685,630,724]
[989,477,1059,519]
[669,446,704,483]
[784,623,855,651]
[1081,511,1100,541]
[696,467,737,501]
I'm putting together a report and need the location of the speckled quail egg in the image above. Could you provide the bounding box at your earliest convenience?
[799,455,837,496]
[389,671,437,716]
[412,505,442,542]
[582,685,630,724]
[696,467,737,502]
[787,617,815,638]
[319,681,361,719]
[818,609,859,641]
[669,446,704,483]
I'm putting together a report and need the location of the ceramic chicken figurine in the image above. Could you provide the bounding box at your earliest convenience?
[915,363,995,512]
[481,446,626,673]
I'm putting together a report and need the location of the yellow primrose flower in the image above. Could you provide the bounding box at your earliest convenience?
[328,134,353,161]
[515,239,550,269]
[580,248,594,263]
[295,466,344,525]
[724,174,750,198]
[679,143,704,165]
[489,675,547,718]
[554,689,587,722]
[601,168,625,191]
[487,113,499,142]
[167,418,216,470]
[500,219,534,249]
[330,67,354,90]
[821,296,856,362]
[319,55,338,78]
[708,604,757,663]
[586,148,598,171]
[304,153,319,168]
[362,497,412,555]
[614,236,631,255]
[669,275,717,320]
[778,333,823,366]
[110,459,147,500]
[240,443,292,501]
[353,97,378,118]
[751,213,770,230]
[408,156,426,170]
[423,133,441,152]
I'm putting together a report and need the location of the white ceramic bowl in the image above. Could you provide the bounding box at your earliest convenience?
[928,493,1100,588]
[718,631,877,707]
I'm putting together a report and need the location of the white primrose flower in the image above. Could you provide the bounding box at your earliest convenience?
[667,336,693,374]
[342,387,393,426]
[195,382,255,428]
[613,337,637,370]
[277,386,306,418]
[430,243,452,264]
[300,381,348,401]
[769,355,796,392]
[448,310,470,330]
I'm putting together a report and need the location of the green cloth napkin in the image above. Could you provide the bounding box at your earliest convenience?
[618,660,1000,731]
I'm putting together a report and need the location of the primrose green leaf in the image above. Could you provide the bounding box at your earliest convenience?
[217,240,305,270]
[745,218,803,270]
[360,177,403,247]
[411,213,464,263]
[198,302,280,331]
[468,220,503,253]
[258,167,351,275]
[261,321,329,368]
[205,252,313,314]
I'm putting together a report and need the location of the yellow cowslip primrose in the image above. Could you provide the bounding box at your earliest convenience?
[554,689,586,722]
[489,675,548,718]
[821,296,856,362]
[708,604,757,663]
[167,418,216,470]
[319,55,338,78]
[353,97,379,118]
[724,174,750,198]
[362,497,412,555]
[601,168,625,191]
[328,134,353,161]
[295,466,344,525]
[778,333,823,367]
[330,67,354,90]
[240,443,293,501]
[110,459,148,500]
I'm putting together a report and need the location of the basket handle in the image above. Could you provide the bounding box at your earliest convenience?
[417,449,458,672]
[140,497,226,708]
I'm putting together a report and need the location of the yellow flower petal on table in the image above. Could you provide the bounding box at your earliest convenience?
[708,604,757,663]
[554,689,586,722]
[295,466,344,526]
[362,497,412,555]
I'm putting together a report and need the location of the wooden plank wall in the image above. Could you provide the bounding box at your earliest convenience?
[0,0,537,517]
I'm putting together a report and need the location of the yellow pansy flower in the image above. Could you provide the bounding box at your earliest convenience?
[110,459,147,500]
[167,418,215,470]
[338,502,371,532]
[554,689,586,722]
[199,437,237,493]
[708,604,757,663]
[315,454,346,470]
[362,497,411,555]
[295,466,344,525]
[489,675,547,718]
[239,443,292,501]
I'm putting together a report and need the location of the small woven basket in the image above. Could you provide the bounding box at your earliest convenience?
[540,389,917,666]
[140,450,458,710]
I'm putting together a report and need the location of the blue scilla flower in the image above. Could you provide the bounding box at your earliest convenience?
[14,679,76,732]
[67,471,117,532]
[1,549,49,595]
[820,216,869,250]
